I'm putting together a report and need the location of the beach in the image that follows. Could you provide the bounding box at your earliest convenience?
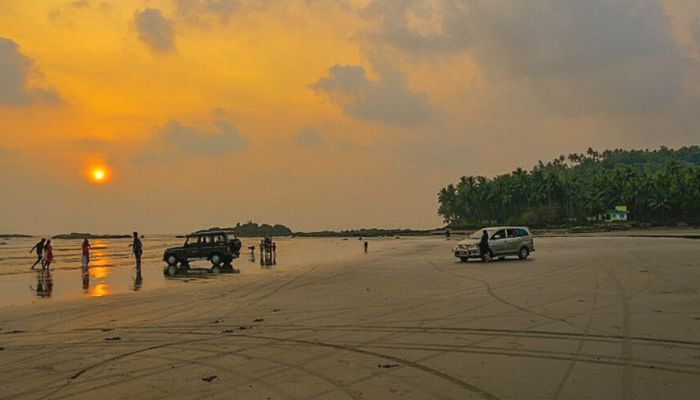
[1,235,700,399]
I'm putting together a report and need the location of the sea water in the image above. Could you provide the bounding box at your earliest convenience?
[0,235,417,307]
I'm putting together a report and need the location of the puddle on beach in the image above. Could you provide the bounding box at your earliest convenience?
[0,235,421,307]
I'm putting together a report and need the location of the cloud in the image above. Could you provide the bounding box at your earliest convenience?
[71,0,90,8]
[294,126,324,148]
[175,0,241,24]
[134,8,175,53]
[360,0,689,117]
[361,0,470,55]
[144,120,247,160]
[0,37,62,106]
[469,0,688,115]
[314,64,433,125]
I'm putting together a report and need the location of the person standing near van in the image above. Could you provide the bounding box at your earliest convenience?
[479,230,491,262]
[81,238,91,268]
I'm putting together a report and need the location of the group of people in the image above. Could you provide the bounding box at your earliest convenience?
[29,238,53,270]
[30,231,144,270]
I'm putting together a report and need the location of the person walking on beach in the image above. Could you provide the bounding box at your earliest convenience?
[43,240,54,270]
[364,241,368,253]
[29,238,46,269]
[131,232,143,268]
[81,238,91,268]
[479,230,491,262]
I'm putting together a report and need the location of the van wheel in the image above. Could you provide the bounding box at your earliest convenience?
[166,255,178,266]
[518,247,530,260]
[211,264,222,274]
[211,254,222,266]
[459,257,468,262]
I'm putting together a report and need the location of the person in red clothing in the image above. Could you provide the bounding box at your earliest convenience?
[81,238,91,268]
[43,240,54,270]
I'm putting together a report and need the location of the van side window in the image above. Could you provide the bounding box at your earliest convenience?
[516,228,529,237]
[506,228,517,238]
[491,229,506,240]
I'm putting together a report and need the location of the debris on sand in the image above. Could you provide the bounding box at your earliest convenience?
[221,329,234,334]
[272,309,281,313]
[7,330,24,334]
[104,336,121,341]
[0,347,4,351]
[254,318,264,322]
[212,320,221,324]
[378,363,400,369]
[100,328,113,332]
[239,326,251,330]
[201,375,218,382]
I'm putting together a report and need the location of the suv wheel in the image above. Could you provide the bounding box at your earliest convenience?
[167,264,178,276]
[166,255,178,266]
[211,254,222,266]
[211,264,222,274]
[459,257,468,262]
[518,246,530,260]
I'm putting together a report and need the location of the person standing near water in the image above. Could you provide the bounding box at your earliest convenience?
[364,241,368,253]
[81,238,91,268]
[131,232,143,268]
[29,238,46,269]
[479,230,491,262]
[43,240,54,269]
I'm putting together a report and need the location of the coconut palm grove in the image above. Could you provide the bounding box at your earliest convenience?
[438,146,700,227]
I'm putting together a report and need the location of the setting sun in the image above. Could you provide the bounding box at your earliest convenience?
[87,166,110,184]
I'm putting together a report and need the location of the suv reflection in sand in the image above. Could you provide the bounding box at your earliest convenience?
[453,227,535,262]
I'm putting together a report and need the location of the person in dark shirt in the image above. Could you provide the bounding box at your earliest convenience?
[479,230,491,262]
[364,241,368,253]
[30,238,46,269]
[131,231,143,268]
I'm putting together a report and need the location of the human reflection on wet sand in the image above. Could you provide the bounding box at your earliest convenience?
[31,269,53,298]
[259,252,276,268]
[132,268,143,291]
[81,266,89,293]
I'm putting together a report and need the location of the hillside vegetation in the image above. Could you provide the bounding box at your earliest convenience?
[438,146,700,227]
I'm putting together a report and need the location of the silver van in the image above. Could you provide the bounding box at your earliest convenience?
[453,227,535,262]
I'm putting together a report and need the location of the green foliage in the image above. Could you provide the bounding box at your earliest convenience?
[231,222,293,237]
[437,146,700,227]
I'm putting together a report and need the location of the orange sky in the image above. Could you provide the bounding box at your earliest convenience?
[1,0,699,234]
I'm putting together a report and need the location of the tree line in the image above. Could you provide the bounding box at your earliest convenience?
[438,146,700,227]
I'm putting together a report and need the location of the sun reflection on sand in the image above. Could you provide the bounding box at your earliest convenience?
[90,283,109,297]
[86,241,111,297]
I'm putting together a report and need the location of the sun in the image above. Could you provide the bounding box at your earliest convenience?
[87,165,110,184]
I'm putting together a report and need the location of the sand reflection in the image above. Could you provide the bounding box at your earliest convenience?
[85,241,112,297]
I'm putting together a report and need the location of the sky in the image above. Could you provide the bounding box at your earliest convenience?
[1,0,700,234]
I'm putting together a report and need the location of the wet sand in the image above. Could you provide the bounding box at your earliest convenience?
[1,235,700,399]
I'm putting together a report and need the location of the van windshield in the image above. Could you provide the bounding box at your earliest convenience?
[470,230,489,239]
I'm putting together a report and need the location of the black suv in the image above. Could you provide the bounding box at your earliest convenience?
[163,230,242,275]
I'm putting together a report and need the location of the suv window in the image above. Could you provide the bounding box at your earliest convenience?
[516,228,529,237]
[214,234,226,243]
[506,228,517,238]
[491,229,506,240]
[186,236,200,246]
